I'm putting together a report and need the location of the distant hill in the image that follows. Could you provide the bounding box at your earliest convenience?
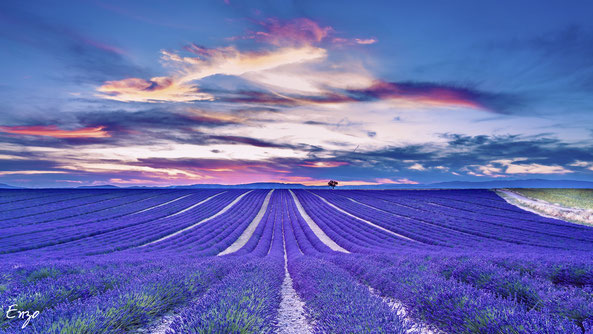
[428,179,593,189]
[77,185,120,189]
[6,179,593,190]
[171,182,312,189]
[169,179,593,189]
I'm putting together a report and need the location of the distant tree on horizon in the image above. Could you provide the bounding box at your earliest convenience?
[328,180,338,189]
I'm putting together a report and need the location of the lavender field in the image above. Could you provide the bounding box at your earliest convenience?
[1,188,592,333]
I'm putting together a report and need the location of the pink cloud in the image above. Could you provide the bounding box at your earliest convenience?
[351,81,487,110]
[80,37,126,55]
[236,18,333,46]
[0,125,110,138]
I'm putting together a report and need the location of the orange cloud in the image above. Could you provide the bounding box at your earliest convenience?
[0,125,110,138]
[97,77,213,103]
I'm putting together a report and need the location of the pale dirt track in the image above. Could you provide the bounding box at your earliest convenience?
[496,189,593,226]
[140,190,253,247]
[307,191,423,244]
[288,190,349,253]
[218,190,274,255]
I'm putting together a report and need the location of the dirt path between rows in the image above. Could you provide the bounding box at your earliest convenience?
[308,191,423,244]
[496,189,593,226]
[131,194,194,215]
[367,287,443,334]
[277,215,313,334]
[218,190,274,255]
[288,190,349,253]
[140,190,253,247]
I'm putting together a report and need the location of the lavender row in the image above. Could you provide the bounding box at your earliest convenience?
[329,253,582,333]
[168,257,284,333]
[0,190,189,236]
[313,190,501,248]
[430,255,593,330]
[0,189,108,209]
[16,190,246,256]
[0,190,154,221]
[294,190,423,253]
[324,190,593,250]
[376,189,588,229]
[0,190,234,254]
[374,190,593,237]
[141,190,269,255]
[0,190,160,227]
[0,256,237,333]
[230,190,285,257]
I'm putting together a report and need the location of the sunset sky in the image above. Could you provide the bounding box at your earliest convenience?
[1,0,593,187]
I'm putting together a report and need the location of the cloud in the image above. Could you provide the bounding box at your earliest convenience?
[0,125,109,138]
[408,163,426,171]
[354,38,377,45]
[332,37,378,46]
[92,16,516,115]
[0,170,68,176]
[162,45,327,81]
[570,161,593,171]
[463,158,573,176]
[300,161,348,168]
[375,178,418,184]
[346,81,522,112]
[78,108,241,133]
[505,162,572,175]
[221,90,354,106]
[232,18,377,48]
[97,45,326,103]
[329,133,593,179]
[97,77,213,103]
[207,135,291,148]
[238,18,333,46]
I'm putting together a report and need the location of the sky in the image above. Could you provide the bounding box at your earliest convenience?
[1,0,593,187]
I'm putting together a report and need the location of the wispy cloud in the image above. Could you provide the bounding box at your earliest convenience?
[97,77,213,103]
[300,161,348,168]
[346,81,522,112]
[97,44,326,102]
[0,125,109,138]
[235,18,332,46]
[232,17,377,47]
